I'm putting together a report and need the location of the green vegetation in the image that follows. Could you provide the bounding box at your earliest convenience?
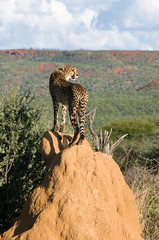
[1,49,159,95]
[100,120,159,240]
[101,120,159,139]
[88,90,159,130]
[0,49,159,239]
[0,90,47,233]
[0,49,159,128]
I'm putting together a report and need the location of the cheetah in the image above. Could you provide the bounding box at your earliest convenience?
[49,65,88,146]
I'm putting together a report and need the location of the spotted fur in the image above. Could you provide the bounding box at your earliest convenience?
[49,65,88,146]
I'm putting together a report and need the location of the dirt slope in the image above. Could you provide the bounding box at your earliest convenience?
[1,131,143,240]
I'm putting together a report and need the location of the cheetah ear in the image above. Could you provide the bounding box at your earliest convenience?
[61,65,65,71]
[58,65,65,72]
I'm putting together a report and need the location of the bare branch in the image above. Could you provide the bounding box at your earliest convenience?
[86,107,100,151]
[112,134,128,151]
[100,130,103,149]
[86,107,128,156]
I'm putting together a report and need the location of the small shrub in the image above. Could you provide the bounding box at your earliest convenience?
[101,120,159,139]
[135,134,159,161]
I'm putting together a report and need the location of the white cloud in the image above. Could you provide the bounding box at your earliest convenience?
[60,0,119,12]
[0,0,21,24]
[46,26,153,50]
[79,9,97,29]
[40,0,73,26]
[0,0,15,14]
[0,0,73,26]
[0,0,158,50]
[124,0,159,29]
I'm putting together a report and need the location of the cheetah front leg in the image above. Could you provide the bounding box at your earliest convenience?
[52,101,59,131]
[59,104,66,133]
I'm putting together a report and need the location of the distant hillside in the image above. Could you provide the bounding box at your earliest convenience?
[0,49,159,95]
[0,49,159,127]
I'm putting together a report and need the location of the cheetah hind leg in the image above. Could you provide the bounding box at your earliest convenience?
[69,127,80,147]
[68,106,80,147]
[76,122,85,145]
[52,124,58,132]
[76,135,84,145]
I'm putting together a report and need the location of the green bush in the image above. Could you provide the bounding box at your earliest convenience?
[101,120,159,139]
[0,90,46,233]
[135,134,159,159]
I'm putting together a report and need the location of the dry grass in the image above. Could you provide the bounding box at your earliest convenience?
[124,166,159,240]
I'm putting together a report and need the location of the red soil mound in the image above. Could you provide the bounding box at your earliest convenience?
[1,131,143,240]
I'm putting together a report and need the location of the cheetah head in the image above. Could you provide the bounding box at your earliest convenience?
[59,65,78,81]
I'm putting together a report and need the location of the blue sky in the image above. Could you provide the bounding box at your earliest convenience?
[0,0,159,50]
